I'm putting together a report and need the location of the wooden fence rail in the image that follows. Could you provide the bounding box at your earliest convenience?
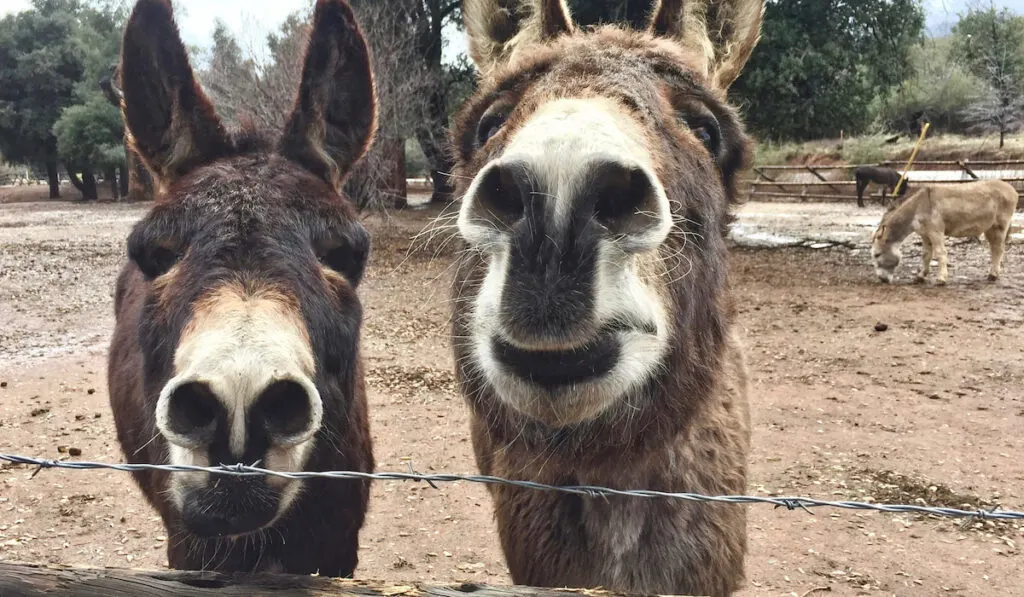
[0,563,682,597]
[750,177,1024,186]
[751,159,1024,171]
[742,159,1024,204]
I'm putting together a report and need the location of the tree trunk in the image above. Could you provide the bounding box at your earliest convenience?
[415,82,455,205]
[45,160,60,199]
[81,168,98,201]
[66,164,85,193]
[413,11,456,206]
[118,161,130,197]
[105,166,119,200]
[384,138,408,209]
[127,148,153,201]
[1000,128,1005,149]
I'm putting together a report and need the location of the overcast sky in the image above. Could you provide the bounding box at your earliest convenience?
[2,0,1023,62]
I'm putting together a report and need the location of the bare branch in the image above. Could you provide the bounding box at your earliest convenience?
[196,2,437,209]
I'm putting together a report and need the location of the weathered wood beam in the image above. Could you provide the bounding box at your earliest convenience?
[956,160,979,180]
[803,165,843,194]
[749,180,858,187]
[746,190,851,201]
[751,167,790,193]
[742,178,1024,188]
[0,563,692,597]
[754,159,1024,171]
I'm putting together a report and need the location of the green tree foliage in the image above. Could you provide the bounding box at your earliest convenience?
[0,0,85,197]
[52,1,127,199]
[442,54,477,122]
[952,3,1024,147]
[877,36,981,134]
[730,0,926,141]
[0,0,127,199]
[52,96,124,174]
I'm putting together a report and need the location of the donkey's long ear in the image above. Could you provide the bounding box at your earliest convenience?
[649,0,764,89]
[465,0,575,77]
[278,0,376,190]
[120,0,231,184]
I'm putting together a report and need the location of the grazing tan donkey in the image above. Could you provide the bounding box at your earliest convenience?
[450,1,763,595]
[872,180,1017,285]
[108,0,376,575]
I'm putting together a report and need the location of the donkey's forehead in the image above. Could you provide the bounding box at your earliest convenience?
[488,28,713,98]
[164,154,347,215]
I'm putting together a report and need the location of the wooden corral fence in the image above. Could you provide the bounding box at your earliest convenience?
[742,160,1024,207]
[0,563,675,597]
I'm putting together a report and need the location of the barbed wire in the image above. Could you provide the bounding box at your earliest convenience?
[1,452,1021,522]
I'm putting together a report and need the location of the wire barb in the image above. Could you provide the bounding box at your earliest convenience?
[1,452,1021,522]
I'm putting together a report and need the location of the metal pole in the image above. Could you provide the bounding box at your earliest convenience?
[892,122,930,196]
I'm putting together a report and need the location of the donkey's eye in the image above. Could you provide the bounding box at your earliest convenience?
[687,119,721,158]
[132,244,181,280]
[316,222,370,287]
[319,245,367,286]
[476,112,509,146]
[694,127,712,145]
[675,108,722,159]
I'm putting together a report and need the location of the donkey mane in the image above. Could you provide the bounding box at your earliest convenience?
[230,126,280,155]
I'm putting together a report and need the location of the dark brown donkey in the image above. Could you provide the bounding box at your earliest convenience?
[855,165,909,207]
[450,1,762,595]
[108,0,375,575]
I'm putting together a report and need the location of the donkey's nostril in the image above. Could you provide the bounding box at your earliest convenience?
[471,162,530,227]
[589,161,658,236]
[252,380,316,440]
[166,381,221,442]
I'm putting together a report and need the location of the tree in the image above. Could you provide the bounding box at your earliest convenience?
[0,1,85,198]
[397,0,462,204]
[878,36,982,134]
[53,96,124,200]
[567,0,650,27]
[730,0,925,141]
[52,0,127,200]
[99,63,154,199]
[952,2,1024,147]
[200,14,312,133]
[347,0,431,208]
[199,5,429,210]
[200,20,261,129]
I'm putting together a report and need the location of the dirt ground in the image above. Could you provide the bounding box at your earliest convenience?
[0,197,1022,596]
[0,182,122,205]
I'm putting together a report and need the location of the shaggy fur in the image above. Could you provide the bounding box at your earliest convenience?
[452,1,763,596]
[108,0,375,575]
[872,180,1018,284]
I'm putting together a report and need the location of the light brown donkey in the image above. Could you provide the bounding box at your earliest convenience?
[450,1,763,595]
[872,180,1018,284]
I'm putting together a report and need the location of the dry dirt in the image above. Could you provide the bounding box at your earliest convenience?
[0,197,1022,596]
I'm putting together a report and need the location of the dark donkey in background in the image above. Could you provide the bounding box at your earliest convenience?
[855,165,909,208]
[108,0,376,575]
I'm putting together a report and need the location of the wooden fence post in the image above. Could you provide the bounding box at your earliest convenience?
[0,563,691,597]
